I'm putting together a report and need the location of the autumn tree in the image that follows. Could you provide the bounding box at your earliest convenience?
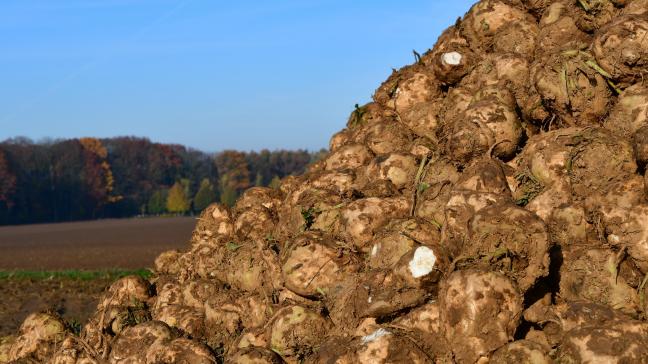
[193,178,217,212]
[166,181,190,214]
[148,143,184,186]
[102,137,184,216]
[215,150,250,204]
[215,151,250,190]
[0,136,323,225]
[79,138,120,209]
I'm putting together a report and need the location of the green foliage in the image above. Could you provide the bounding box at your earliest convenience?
[67,319,82,335]
[254,172,263,187]
[193,178,217,212]
[226,241,242,251]
[219,175,238,207]
[349,103,366,127]
[180,178,192,202]
[0,269,152,281]
[166,181,190,214]
[269,175,281,189]
[301,207,318,231]
[514,170,544,207]
[147,189,168,215]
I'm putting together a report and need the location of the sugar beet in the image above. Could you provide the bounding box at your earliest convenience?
[10,0,648,363]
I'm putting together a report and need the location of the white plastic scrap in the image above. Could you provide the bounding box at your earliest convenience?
[441,51,463,66]
[361,328,391,344]
[408,246,437,278]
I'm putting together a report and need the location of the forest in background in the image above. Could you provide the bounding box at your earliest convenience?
[0,136,326,225]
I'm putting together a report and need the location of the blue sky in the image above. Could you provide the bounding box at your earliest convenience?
[0,0,475,151]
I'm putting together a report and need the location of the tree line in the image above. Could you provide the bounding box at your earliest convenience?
[0,136,326,225]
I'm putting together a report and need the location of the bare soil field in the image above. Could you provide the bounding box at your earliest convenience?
[0,217,194,336]
[0,274,133,336]
[0,217,195,270]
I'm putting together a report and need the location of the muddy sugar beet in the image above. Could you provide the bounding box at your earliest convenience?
[5,0,648,363]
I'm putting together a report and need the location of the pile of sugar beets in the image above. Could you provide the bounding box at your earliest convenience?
[4,0,648,362]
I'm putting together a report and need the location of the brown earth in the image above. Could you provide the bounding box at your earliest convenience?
[0,217,195,337]
[0,217,195,270]
[0,277,115,337]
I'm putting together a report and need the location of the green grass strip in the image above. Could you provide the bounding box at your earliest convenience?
[0,269,152,281]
